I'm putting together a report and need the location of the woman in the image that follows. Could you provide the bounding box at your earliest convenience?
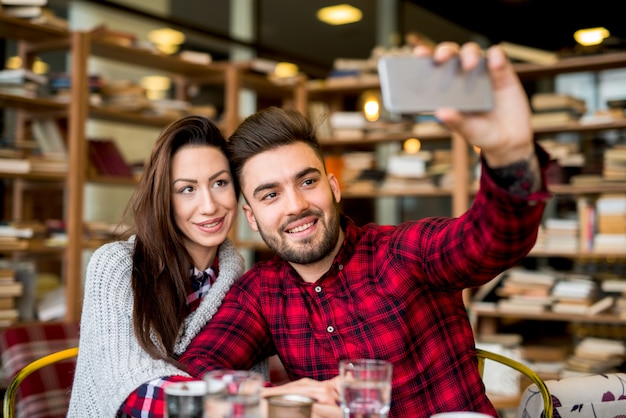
[67,115,267,416]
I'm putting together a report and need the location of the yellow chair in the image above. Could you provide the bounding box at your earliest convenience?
[476,348,552,418]
[2,347,79,418]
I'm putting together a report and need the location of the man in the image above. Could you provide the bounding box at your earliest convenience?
[180,41,551,417]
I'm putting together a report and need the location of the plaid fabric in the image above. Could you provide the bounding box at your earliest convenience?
[118,375,196,418]
[0,321,79,418]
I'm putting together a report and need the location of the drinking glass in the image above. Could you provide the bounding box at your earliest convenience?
[339,359,393,418]
[203,370,264,418]
[266,394,315,418]
[164,380,207,418]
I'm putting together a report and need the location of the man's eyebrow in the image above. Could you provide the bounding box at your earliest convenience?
[251,167,321,199]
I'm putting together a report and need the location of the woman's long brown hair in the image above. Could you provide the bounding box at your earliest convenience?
[120,115,234,362]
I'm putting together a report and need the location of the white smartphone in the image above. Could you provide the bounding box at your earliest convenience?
[377,55,493,114]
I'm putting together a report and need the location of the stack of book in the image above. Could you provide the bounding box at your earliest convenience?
[0,223,34,251]
[308,101,333,139]
[381,151,435,192]
[328,111,366,141]
[530,93,586,128]
[0,0,47,18]
[535,218,579,254]
[601,279,626,318]
[520,344,569,381]
[594,194,626,253]
[563,337,625,376]
[0,265,23,327]
[339,151,378,194]
[551,276,600,314]
[99,80,150,112]
[603,146,626,181]
[494,268,557,314]
[0,67,48,98]
[29,117,68,174]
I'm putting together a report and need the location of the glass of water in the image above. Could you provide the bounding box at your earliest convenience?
[338,359,393,418]
[203,370,264,418]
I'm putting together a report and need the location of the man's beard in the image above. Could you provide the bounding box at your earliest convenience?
[257,202,341,265]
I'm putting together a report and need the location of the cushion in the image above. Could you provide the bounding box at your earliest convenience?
[0,322,79,418]
[517,372,626,418]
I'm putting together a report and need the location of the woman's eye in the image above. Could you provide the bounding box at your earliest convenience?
[215,179,229,188]
[179,185,194,194]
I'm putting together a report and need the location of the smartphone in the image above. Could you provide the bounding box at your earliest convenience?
[377,55,493,114]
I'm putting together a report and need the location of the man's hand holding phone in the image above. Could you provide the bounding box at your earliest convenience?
[379,42,534,168]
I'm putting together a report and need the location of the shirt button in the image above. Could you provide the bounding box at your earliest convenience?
[315,286,322,293]
[338,264,343,271]
[326,326,335,333]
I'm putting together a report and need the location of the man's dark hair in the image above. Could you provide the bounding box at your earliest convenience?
[227,106,326,186]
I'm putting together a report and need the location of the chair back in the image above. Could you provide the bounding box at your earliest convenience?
[0,322,79,418]
[517,372,626,418]
[476,348,553,418]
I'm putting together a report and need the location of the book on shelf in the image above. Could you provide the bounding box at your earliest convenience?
[28,156,68,173]
[0,297,15,310]
[498,41,559,65]
[0,267,15,284]
[87,138,133,177]
[531,110,580,127]
[31,118,67,158]
[586,295,615,316]
[0,224,35,239]
[0,0,48,5]
[563,337,626,374]
[531,93,587,115]
[0,68,48,86]
[0,281,23,298]
[0,157,30,173]
[0,308,19,327]
[497,299,546,314]
[177,50,212,65]
[88,24,137,47]
[0,4,42,17]
[36,286,65,321]
[601,279,626,293]
[577,196,595,252]
[29,7,68,29]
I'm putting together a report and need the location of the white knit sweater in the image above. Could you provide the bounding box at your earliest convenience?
[67,237,268,417]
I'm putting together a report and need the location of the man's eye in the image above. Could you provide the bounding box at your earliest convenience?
[262,192,277,201]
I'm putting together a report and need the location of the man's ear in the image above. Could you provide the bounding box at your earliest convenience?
[242,203,259,232]
[328,173,342,204]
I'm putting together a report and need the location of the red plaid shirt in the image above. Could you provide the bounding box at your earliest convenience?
[179,149,551,418]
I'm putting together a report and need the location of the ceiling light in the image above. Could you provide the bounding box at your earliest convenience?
[404,138,421,154]
[574,27,610,46]
[140,75,171,100]
[274,62,299,78]
[317,4,362,26]
[148,28,186,54]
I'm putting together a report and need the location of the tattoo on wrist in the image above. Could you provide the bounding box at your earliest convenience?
[490,154,540,198]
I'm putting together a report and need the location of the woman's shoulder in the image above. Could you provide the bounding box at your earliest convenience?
[87,237,135,274]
